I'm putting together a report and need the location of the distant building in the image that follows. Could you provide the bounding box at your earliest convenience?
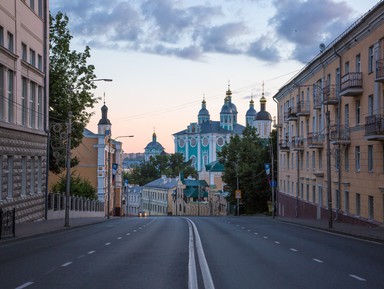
[0,1,49,223]
[173,85,272,172]
[125,185,142,216]
[144,132,166,162]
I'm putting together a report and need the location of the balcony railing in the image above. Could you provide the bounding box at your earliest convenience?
[365,114,384,140]
[376,60,384,82]
[323,85,339,105]
[291,137,304,151]
[307,132,324,148]
[313,93,322,110]
[285,106,297,121]
[330,124,350,145]
[296,101,310,116]
[340,72,363,96]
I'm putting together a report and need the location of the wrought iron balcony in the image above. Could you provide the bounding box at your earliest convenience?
[365,114,384,140]
[307,132,324,149]
[291,137,304,151]
[330,124,350,145]
[279,140,290,151]
[323,85,339,105]
[340,72,363,97]
[296,101,310,116]
[285,106,297,121]
[376,60,384,82]
[313,94,322,110]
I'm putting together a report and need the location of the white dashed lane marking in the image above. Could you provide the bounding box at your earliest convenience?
[61,262,72,267]
[290,248,298,252]
[88,251,95,254]
[15,282,34,289]
[313,259,323,263]
[349,274,366,281]
[105,242,111,246]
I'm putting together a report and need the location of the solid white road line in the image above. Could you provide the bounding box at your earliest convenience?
[187,218,215,289]
[187,221,198,289]
[349,274,366,281]
[15,282,34,289]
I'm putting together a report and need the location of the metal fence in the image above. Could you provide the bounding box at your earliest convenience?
[0,208,16,239]
[47,193,104,213]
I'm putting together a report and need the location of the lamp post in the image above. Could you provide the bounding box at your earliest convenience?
[106,135,134,219]
[293,83,333,228]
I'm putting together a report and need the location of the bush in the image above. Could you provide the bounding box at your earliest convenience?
[51,173,97,200]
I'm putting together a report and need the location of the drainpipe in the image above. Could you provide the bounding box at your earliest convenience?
[273,96,279,216]
[43,0,49,220]
[333,45,342,221]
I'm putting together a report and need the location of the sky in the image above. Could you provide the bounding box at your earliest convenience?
[49,0,381,153]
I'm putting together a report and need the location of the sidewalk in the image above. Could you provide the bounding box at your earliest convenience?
[275,216,384,244]
[0,217,108,243]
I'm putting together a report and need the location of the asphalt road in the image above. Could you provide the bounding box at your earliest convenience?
[0,216,383,289]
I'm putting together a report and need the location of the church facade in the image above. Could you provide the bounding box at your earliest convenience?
[173,86,272,172]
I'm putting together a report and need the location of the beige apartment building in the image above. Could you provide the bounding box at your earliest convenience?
[0,0,49,222]
[273,2,384,226]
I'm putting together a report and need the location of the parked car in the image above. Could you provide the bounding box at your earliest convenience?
[138,210,147,217]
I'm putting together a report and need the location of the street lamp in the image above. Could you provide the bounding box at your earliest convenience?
[293,83,333,228]
[106,135,134,219]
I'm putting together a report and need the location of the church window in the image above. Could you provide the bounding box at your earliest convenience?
[190,138,196,147]
[202,137,208,147]
[217,137,224,147]
[178,138,185,148]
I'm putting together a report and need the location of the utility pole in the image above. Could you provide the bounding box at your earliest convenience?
[64,111,72,227]
[107,136,111,219]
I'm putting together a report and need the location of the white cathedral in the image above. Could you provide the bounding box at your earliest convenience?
[173,85,272,171]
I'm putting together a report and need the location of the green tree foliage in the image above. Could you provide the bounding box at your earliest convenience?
[51,173,97,200]
[127,153,197,186]
[49,12,98,174]
[218,126,271,214]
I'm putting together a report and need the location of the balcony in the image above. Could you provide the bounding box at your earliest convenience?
[365,115,384,141]
[307,132,324,149]
[323,85,339,105]
[330,124,350,145]
[313,94,322,110]
[313,170,324,178]
[296,101,310,116]
[291,137,304,151]
[273,116,283,128]
[375,60,384,82]
[279,136,290,151]
[340,72,363,97]
[285,106,297,121]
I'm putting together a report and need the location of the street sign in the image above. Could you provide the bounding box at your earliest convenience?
[265,163,270,175]
[235,190,241,199]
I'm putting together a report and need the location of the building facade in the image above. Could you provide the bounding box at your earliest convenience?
[144,132,165,162]
[173,86,272,172]
[273,2,384,226]
[0,0,49,223]
[125,185,142,216]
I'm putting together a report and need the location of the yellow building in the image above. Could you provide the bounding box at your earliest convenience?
[273,2,384,226]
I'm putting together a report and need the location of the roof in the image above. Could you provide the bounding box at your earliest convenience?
[205,160,224,172]
[143,177,178,189]
[173,120,245,136]
[255,111,272,121]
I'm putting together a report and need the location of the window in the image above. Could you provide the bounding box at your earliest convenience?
[355,100,360,125]
[306,151,309,169]
[335,189,340,211]
[7,70,14,122]
[312,151,315,170]
[368,95,374,116]
[7,32,14,52]
[0,155,2,200]
[37,86,43,129]
[30,0,35,10]
[30,49,36,67]
[368,45,374,73]
[29,82,36,128]
[312,185,316,203]
[344,104,349,126]
[0,65,4,120]
[306,184,309,201]
[344,147,349,171]
[355,146,360,172]
[38,54,42,70]
[344,61,349,73]
[368,145,373,172]
[368,196,374,220]
[0,26,3,46]
[344,191,349,214]
[318,150,322,169]
[355,54,361,72]
[30,157,35,194]
[335,148,340,171]
[38,157,42,193]
[38,0,43,17]
[22,43,27,61]
[356,193,361,216]
[22,77,28,126]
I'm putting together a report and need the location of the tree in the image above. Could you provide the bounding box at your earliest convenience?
[49,12,98,174]
[218,126,270,214]
[126,153,197,186]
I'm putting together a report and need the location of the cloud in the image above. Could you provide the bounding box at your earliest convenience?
[50,0,361,63]
[269,0,354,62]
